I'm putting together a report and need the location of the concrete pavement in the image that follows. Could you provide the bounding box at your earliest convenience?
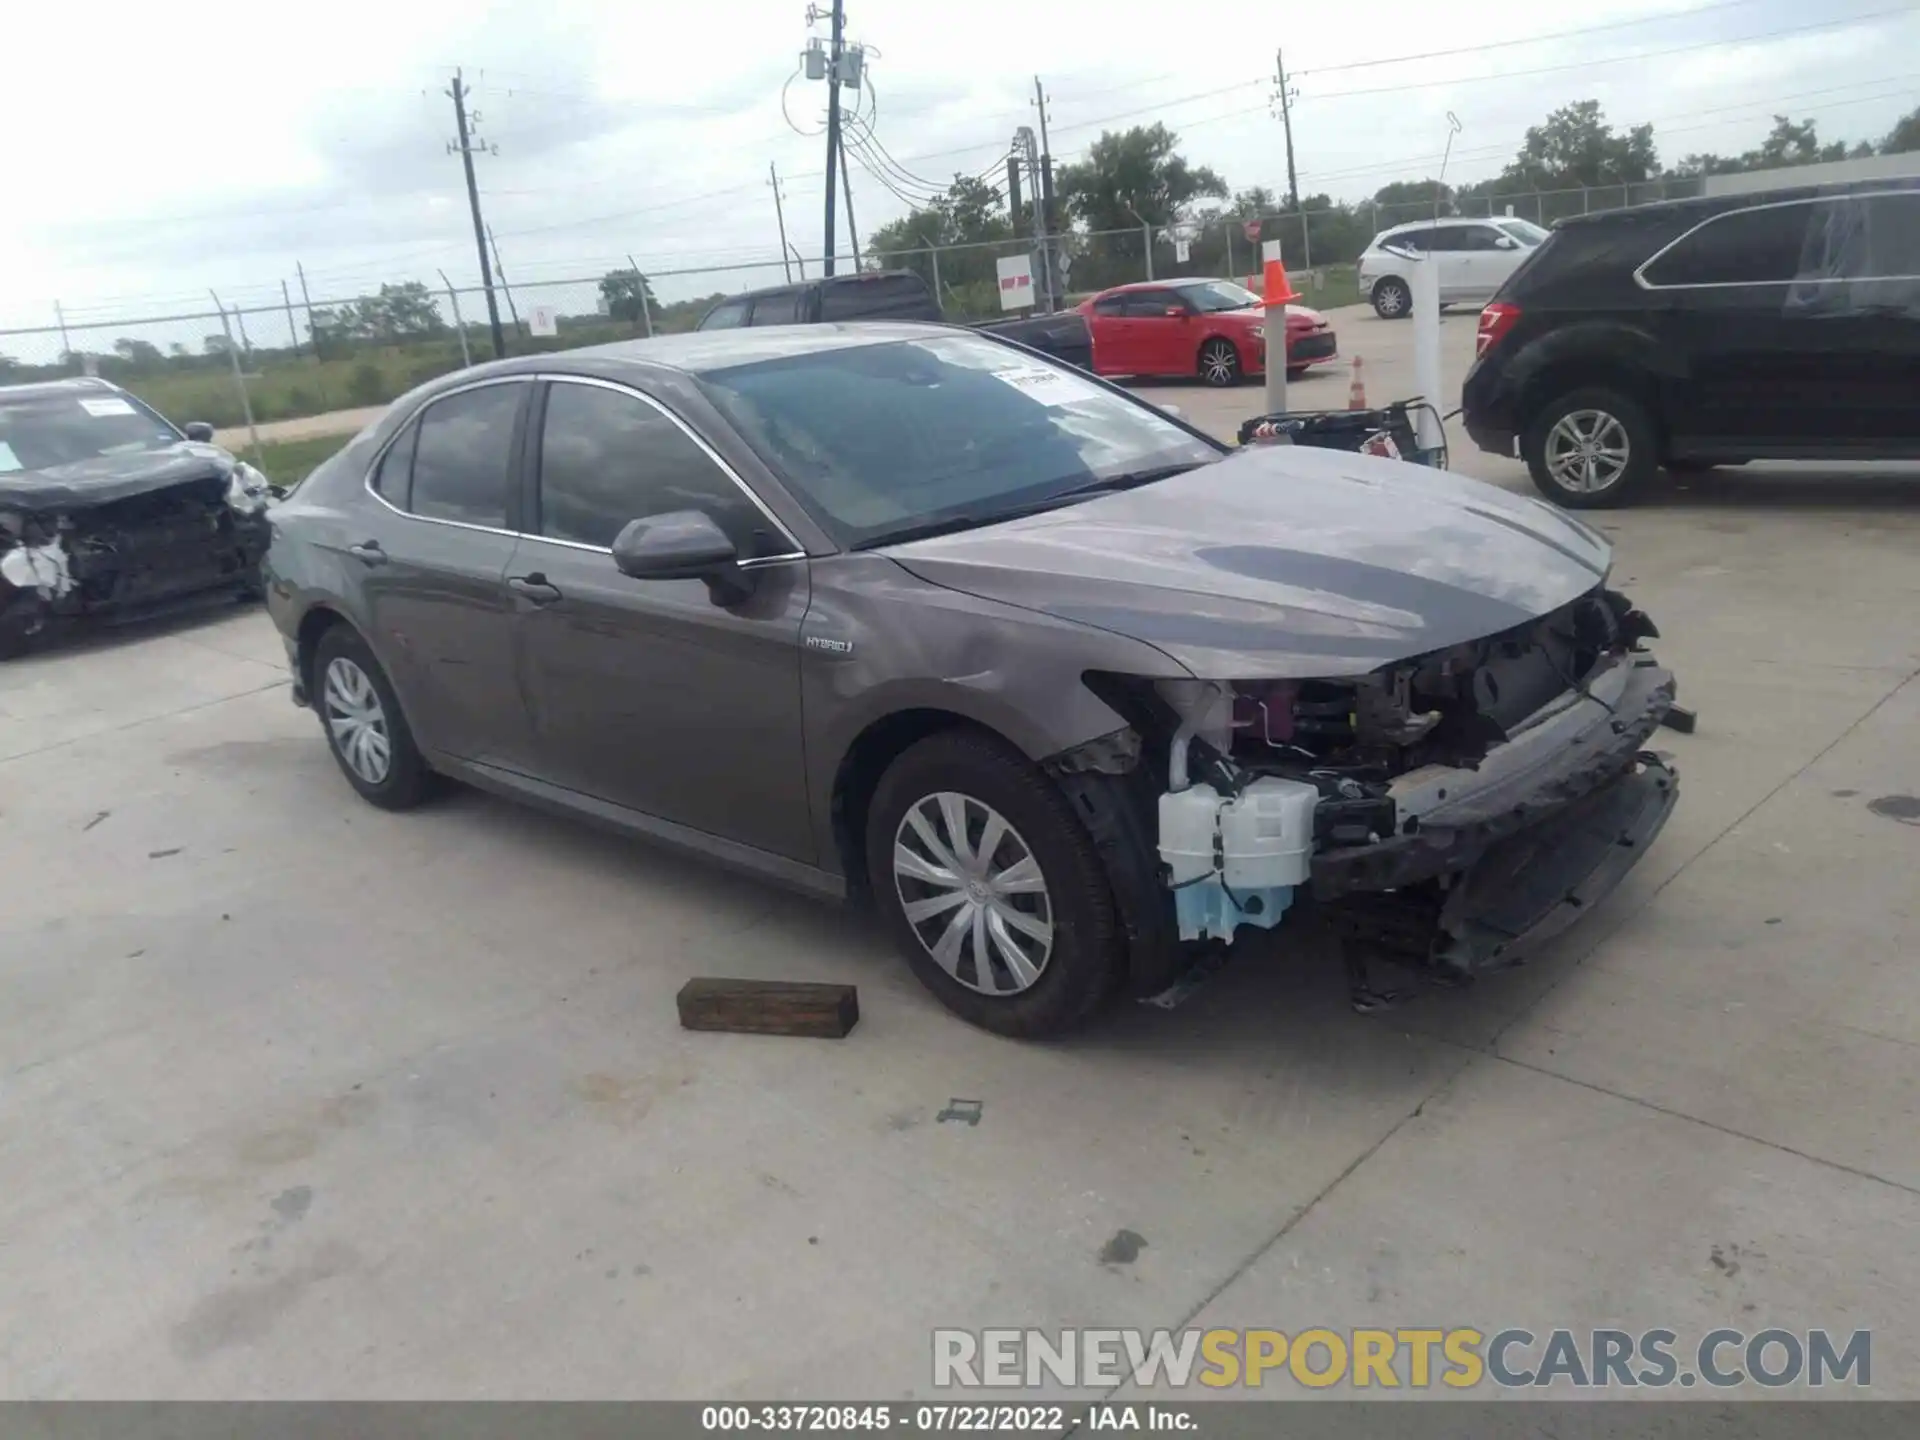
[3,308,1917,1401]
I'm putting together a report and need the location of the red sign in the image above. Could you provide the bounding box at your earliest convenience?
[1242,219,1261,242]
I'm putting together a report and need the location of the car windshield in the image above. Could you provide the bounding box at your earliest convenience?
[698,333,1221,548]
[1497,218,1553,247]
[1176,280,1262,313]
[0,391,183,473]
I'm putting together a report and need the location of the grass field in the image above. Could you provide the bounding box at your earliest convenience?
[249,434,352,490]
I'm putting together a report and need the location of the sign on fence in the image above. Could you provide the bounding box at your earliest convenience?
[995,255,1034,312]
[529,305,559,338]
[1242,220,1261,242]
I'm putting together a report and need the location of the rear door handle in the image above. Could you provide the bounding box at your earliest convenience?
[347,540,386,566]
[508,573,563,605]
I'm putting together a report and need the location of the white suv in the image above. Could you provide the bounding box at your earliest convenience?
[1356,216,1552,318]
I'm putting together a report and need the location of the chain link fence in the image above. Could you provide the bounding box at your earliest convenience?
[0,180,1705,438]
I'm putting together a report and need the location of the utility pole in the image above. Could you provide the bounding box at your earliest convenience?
[1016,126,1047,311]
[839,132,861,272]
[486,225,523,337]
[295,263,317,358]
[770,162,794,283]
[1274,49,1300,213]
[820,0,846,276]
[1032,78,1058,313]
[447,68,506,359]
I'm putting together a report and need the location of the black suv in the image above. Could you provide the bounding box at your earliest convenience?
[1462,178,1920,507]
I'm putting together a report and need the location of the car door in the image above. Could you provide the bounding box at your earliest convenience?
[1637,197,1850,449]
[1085,293,1133,374]
[355,378,541,770]
[509,376,816,861]
[1124,288,1192,376]
[1456,223,1520,302]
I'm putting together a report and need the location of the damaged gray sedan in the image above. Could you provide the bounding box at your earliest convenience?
[0,378,275,658]
[264,323,1678,1036]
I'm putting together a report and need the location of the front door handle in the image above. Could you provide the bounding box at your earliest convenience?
[346,540,386,566]
[508,573,563,605]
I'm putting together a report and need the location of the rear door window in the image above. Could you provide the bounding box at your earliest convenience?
[818,273,936,321]
[1383,229,1428,254]
[371,422,419,507]
[407,382,525,529]
[700,298,751,330]
[1091,294,1131,316]
[747,289,806,325]
[1641,202,1816,287]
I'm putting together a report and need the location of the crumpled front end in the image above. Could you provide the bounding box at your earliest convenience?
[1065,583,1680,996]
[0,458,274,654]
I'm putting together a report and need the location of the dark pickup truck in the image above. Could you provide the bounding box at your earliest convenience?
[696,270,1093,370]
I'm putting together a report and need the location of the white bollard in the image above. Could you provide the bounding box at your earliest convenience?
[1409,254,1445,460]
[1261,239,1288,415]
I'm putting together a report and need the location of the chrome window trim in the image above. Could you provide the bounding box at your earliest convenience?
[356,371,806,563]
[536,373,806,562]
[360,374,532,538]
[1633,189,1920,291]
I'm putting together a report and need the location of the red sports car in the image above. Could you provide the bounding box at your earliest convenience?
[1078,278,1337,387]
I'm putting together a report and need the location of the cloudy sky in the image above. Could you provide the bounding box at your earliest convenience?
[4,0,1916,339]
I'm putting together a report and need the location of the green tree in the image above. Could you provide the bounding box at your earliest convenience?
[111,337,165,369]
[1474,101,1659,195]
[867,173,1016,309]
[203,334,231,356]
[1055,124,1227,289]
[1881,105,1920,154]
[598,268,660,325]
[1371,179,1455,214]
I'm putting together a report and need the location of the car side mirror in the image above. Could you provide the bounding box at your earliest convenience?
[611,510,752,605]
[183,421,215,442]
[1495,236,1518,250]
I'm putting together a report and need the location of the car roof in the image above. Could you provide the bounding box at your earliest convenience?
[1377,216,1503,234]
[0,376,127,401]
[1099,278,1238,293]
[1552,173,1920,230]
[713,268,927,305]
[448,320,979,382]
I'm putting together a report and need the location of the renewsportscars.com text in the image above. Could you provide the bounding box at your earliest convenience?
[932,1327,1872,1391]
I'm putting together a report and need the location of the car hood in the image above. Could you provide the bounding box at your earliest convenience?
[0,441,241,512]
[883,444,1612,678]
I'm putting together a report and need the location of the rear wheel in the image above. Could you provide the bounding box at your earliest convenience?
[1371,276,1411,319]
[866,730,1124,1037]
[313,626,433,810]
[1198,338,1242,387]
[1522,386,1658,508]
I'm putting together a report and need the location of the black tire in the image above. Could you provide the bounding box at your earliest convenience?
[0,594,45,662]
[1285,365,1309,382]
[1665,458,1715,474]
[1197,337,1242,387]
[311,625,433,810]
[1521,385,1659,509]
[865,729,1125,1037]
[1371,276,1412,320]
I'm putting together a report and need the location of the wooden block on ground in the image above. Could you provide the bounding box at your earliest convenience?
[676,978,859,1038]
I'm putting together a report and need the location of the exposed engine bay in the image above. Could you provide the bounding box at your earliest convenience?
[0,455,273,657]
[1068,584,1679,1000]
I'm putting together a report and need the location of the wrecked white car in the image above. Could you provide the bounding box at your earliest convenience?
[0,378,274,658]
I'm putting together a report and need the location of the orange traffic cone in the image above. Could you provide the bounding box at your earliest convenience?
[1348,355,1368,411]
[1262,256,1300,306]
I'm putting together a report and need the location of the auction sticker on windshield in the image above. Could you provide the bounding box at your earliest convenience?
[991,364,1100,407]
[78,397,137,418]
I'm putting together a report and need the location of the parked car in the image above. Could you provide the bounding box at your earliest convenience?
[1078,279,1337,386]
[697,269,1093,370]
[0,377,276,658]
[1463,178,1920,507]
[1357,216,1552,319]
[265,323,1679,1037]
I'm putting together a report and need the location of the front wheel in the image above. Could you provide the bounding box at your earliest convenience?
[1522,386,1659,508]
[1198,338,1242,387]
[1371,276,1411,319]
[866,730,1124,1037]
